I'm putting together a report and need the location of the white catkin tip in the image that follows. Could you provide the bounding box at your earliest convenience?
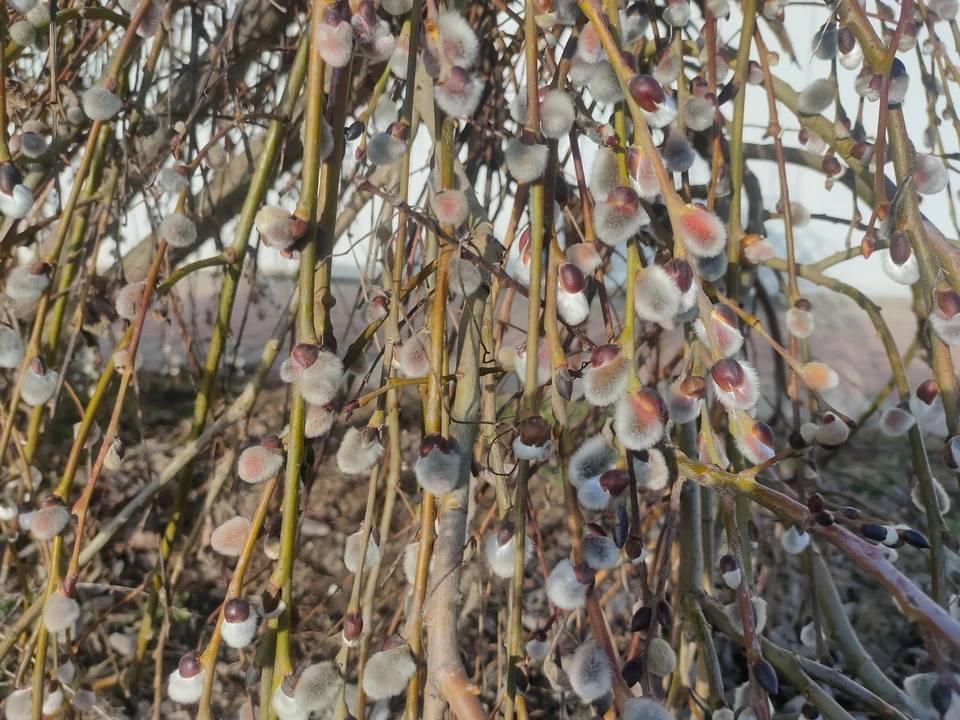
[623,698,677,720]
[545,559,589,609]
[343,528,382,572]
[43,591,80,633]
[647,637,677,676]
[362,648,416,700]
[0,324,25,368]
[22,365,58,406]
[167,668,204,704]
[82,87,124,121]
[211,516,251,556]
[797,78,836,115]
[160,213,198,249]
[295,661,343,714]
[568,435,620,488]
[569,640,612,702]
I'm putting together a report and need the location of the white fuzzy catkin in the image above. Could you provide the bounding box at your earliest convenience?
[362,647,417,700]
[237,445,283,484]
[634,264,681,324]
[343,528,381,572]
[366,133,406,166]
[583,354,628,407]
[0,183,34,219]
[434,71,483,118]
[647,637,677,676]
[43,590,80,633]
[723,597,768,635]
[295,661,343,715]
[568,435,619,488]
[545,559,589,609]
[540,90,576,139]
[222,610,259,648]
[623,698,677,720]
[160,213,198,249]
[780,525,810,555]
[5,265,49,301]
[505,138,548,183]
[5,688,33,720]
[336,427,385,475]
[880,406,916,436]
[156,167,189,194]
[0,324,24,368]
[167,668,204,704]
[797,78,836,114]
[415,444,461,495]
[82,87,123,121]
[569,640,612,702]
[448,256,484,296]
[583,533,620,569]
[634,448,670,491]
[211,516,251,556]
[21,364,58,406]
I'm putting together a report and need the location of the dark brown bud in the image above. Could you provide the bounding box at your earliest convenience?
[752,657,779,695]
[555,366,573,402]
[343,611,363,641]
[261,585,281,614]
[841,506,860,520]
[679,375,706,400]
[261,434,283,450]
[807,493,824,513]
[383,633,406,651]
[224,598,251,624]
[621,658,644,686]
[931,681,953,715]
[625,534,645,560]
[719,554,738,573]
[598,469,629,496]
[794,297,812,312]
[420,433,449,457]
[518,415,552,447]
[572,563,596,587]
[30,355,47,375]
[554,172,569,208]
[591,343,623,368]
[800,703,820,720]
[497,520,516,547]
[889,229,912,266]
[815,510,835,526]
[838,25,856,54]
[822,155,842,177]
[179,651,202,679]
[748,519,760,543]
[630,605,653,632]
[0,162,22,195]
[662,257,694,294]
[345,121,364,142]
[917,378,940,405]
[860,522,888,542]
[690,75,709,96]
[280,672,298,695]
[943,439,959,470]
[788,429,808,450]
[656,599,673,632]
[798,126,811,144]
[900,528,931,549]
[292,342,320,369]
[710,358,745,392]
[558,263,586,294]
[627,74,667,112]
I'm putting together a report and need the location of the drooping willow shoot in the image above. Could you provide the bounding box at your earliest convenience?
[1,0,960,719]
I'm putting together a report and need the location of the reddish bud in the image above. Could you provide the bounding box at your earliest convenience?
[627,74,667,112]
